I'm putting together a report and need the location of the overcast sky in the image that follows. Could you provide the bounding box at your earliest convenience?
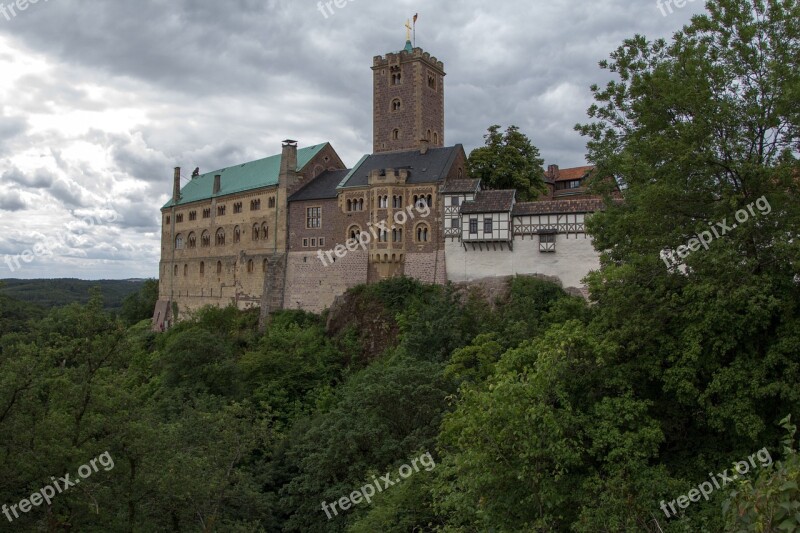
[0,0,702,280]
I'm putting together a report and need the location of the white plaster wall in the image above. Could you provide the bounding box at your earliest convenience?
[445,234,600,290]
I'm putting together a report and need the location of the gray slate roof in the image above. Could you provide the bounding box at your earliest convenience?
[338,145,463,189]
[289,170,350,202]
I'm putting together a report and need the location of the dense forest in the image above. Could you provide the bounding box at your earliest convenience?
[1,0,799,531]
[0,279,147,312]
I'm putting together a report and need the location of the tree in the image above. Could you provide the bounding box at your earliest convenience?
[467,125,547,201]
[565,0,800,529]
[120,279,159,325]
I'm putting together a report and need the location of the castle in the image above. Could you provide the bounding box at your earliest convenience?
[153,38,611,330]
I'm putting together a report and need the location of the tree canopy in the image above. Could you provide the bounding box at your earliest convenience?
[467,124,547,201]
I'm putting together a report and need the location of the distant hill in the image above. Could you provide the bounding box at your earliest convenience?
[0,279,149,311]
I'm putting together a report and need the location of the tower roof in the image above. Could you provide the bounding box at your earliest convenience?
[404,40,413,53]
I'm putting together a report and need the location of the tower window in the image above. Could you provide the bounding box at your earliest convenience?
[391,98,401,111]
[433,132,439,144]
[428,72,437,90]
[392,129,400,141]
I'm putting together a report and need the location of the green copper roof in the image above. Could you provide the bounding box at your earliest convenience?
[404,40,413,53]
[163,143,329,208]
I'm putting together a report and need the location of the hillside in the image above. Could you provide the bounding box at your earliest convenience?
[0,278,147,311]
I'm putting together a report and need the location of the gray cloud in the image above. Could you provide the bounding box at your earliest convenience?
[0,190,27,211]
[0,0,702,278]
[2,167,55,188]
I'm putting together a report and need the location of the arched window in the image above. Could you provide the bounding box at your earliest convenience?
[261,223,269,240]
[187,232,196,249]
[391,98,401,111]
[252,224,260,241]
[247,259,254,273]
[233,226,241,244]
[427,194,433,208]
[347,199,352,211]
[427,129,432,141]
[392,129,400,141]
[216,261,222,274]
[433,132,439,144]
[183,264,188,276]
[268,197,276,209]
[348,225,362,241]
[416,224,430,242]
[200,262,205,276]
[358,198,364,211]
[216,228,225,246]
[201,231,211,247]
[175,234,184,250]
[263,259,269,273]
[173,265,178,276]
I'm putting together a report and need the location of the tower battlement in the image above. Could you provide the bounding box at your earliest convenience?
[373,47,445,72]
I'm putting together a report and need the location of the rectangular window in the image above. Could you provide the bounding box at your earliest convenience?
[452,196,460,207]
[319,238,325,247]
[469,218,478,234]
[306,207,321,229]
[311,238,317,247]
[303,238,309,247]
[484,218,493,234]
[539,233,556,253]
[451,217,459,229]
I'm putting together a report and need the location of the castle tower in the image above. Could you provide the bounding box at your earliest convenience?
[372,40,446,153]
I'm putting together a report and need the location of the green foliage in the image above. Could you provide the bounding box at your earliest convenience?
[120,278,159,324]
[724,416,800,532]
[467,124,547,201]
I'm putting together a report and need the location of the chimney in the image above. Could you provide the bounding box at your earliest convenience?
[279,139,299,190]
[213,174,221,194]
[419,138,429,155]
[547,164,560,180]
[173,167,181,203]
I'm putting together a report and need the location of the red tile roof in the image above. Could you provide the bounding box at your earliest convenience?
[553,165,595,182]
[441,178,481,194]
[461,190,516,214]
[513,198,608,215]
